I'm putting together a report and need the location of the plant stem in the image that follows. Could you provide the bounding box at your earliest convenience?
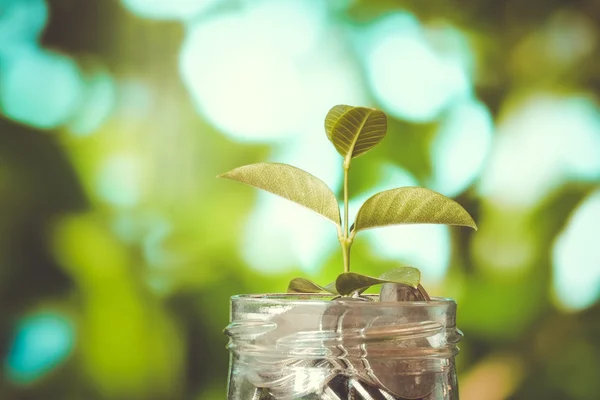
[344,164,350,239]
[341,238,351,273]
[341,161,351,273]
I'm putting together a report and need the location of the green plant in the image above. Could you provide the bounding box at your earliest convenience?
[219,105,477,297]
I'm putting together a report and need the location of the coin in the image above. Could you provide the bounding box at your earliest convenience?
[248,302,328,398]
[320,298,379,386]
[366,283,435,399]
[318,291,438,399]
[379,283,430,302]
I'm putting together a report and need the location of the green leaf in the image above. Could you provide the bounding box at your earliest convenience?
[287,278,338,295]
[353,187,477,233]
[219,163,341,226]
[324,104,353,140]
[328,106,387,161]
[335,267,421,296]
[378,267,421,285]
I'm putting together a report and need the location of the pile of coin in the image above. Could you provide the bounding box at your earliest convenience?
[248,373,432,399]
[235,283,443,400]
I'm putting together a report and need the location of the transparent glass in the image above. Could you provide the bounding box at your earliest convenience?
[225,294,462,400]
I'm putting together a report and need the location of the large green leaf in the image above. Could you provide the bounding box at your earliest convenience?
[324,104,353,140]
[353,187,477,232]
[335,267,421,296]
[219,163,341,226]
[287,278,338,295]
[328,106,387,160]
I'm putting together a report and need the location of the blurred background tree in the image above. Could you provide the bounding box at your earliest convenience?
[1,0,600,399]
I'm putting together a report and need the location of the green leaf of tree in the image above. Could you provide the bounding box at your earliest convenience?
[353,187,477,233]
[335,267,421,296]
[324,104,353,140]
[287,278,338,294]
[328,106,387,161]
[218,163,341,226]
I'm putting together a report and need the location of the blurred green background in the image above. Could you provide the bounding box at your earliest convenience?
[1,0,600,399]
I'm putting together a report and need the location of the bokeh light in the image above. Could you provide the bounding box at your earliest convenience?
[0,46,84,128]
[461,354,525,400]
[243,191,339,274]
[68,70,116,136]
[142,216,173,268]
[552,189,600,311]
[0,0,48,53]
[179,0,364,142]
[430,97,494,197]
[120,0,220,21]
[5,312,74,384]
[362,13,472,123]
[95,154,143,207]
[479,93,600,208]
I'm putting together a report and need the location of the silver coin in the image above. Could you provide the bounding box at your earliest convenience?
[320,298,378,386]
[248,303,327,398]
[379,283,430,302]
[318,290,437,399]
[367,283,435,399]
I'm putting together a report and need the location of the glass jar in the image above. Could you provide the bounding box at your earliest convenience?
[224,294,462,400]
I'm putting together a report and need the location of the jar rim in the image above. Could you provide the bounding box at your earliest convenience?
[231,293,456,307]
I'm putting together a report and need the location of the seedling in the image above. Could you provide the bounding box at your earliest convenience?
[219,105,477,297]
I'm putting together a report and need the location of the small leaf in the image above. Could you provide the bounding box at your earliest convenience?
[219,163,341,226]
[324,104,353,140]
[328,106,387,160]
[353,187,477,233]
[378,267,421,285]
[335,267,421,296]
[287,278,338,295]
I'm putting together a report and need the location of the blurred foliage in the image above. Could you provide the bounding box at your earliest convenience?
[1,0,600,399]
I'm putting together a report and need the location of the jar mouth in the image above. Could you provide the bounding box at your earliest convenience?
[231,293,456,307]
[227,292,460,360]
